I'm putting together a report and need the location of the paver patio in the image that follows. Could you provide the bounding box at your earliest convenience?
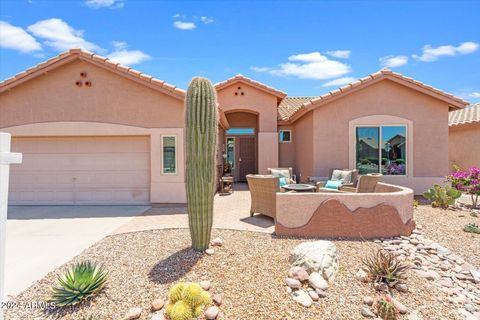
[112,183,274,235]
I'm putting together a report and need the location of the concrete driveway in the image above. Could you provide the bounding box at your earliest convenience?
[5,205,149,297]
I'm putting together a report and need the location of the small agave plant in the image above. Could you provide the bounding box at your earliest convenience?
[362,248,409,288]
[50,261,108,307]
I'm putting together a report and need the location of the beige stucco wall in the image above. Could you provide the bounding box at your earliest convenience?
[0,59,184,128]
[309,79,450,193]
[293,112,314,181]
[278,125,295,169]
[276,183,414,227]
[449,122,480,169]
[0,59,186,204]
[217,82,278,173]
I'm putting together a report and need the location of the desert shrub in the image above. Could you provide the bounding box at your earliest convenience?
[165,282,211,320]
[376,295,399,320]
[464,223,480,234]
[447,166,480,208]
[423,184,461,209]
[50,261,108,307]
[362,249,408,287]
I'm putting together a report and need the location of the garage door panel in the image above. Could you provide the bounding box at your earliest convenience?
[9,136,150,205]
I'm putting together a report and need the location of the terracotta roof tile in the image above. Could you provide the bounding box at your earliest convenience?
[281,69,469,122]
[0,48,185,99]
[449,103,480,126]
[277,96,317,121]
[215,74,287,98]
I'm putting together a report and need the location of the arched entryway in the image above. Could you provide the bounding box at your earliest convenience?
[223,111,259,181]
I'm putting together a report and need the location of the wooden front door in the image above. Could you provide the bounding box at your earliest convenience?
[238,136,256,181]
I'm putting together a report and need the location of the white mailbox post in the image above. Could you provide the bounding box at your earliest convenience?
[0,133,22,320]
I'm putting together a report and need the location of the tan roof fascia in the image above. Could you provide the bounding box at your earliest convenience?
[215,74,287,100]
[286,70,469,124]
[0,49,186,100]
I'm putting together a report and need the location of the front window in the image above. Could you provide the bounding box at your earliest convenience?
[356,125,406,175]
[279,130,292,143]
[162,136,176,174]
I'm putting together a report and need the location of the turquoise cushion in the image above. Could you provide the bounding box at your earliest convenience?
[279,177,288,187]
[325,180,343,189]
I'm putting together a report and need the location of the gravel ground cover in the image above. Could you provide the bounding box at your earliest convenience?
[414,199,480,268]
[6,229,461,320]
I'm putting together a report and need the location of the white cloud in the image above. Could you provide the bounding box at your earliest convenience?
[322,77,356,87]
[200,16,214,24]
[379,55,408,68]
[468,92,480,99]
[173,21,196,30]
[252,52,351,80]
[85,0,124,9]
[325,50,351,59]
[0,21,42,53]
[27,18,102,52]
[250,66,271,72]
[412,41,479,62]
[107,41,150,65]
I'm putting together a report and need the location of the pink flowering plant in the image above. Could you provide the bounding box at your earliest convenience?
[446,166,480,209]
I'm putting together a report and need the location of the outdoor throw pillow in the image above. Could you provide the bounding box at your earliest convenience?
[331,169,352,184]
[325,180,343,189]
[279,177,288,187]
[270,168,290,179]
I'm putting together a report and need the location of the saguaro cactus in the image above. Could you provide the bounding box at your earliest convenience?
[185,77,218,251]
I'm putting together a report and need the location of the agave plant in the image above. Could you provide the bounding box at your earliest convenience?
[362,249,409,288]
[50,261,108,307]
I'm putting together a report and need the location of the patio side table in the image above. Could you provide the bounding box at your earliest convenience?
[282,184,317,192]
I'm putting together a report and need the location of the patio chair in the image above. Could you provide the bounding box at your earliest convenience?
[267,167,297,184]
[318,173,382,193]
[246,174,280,219]
[316,168,358,190]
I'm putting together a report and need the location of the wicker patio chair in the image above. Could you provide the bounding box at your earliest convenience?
[267,167,297,184]
[340,173,382,193]
[246,174,280,219]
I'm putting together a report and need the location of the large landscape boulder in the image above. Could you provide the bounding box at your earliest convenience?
[289,241,339,282]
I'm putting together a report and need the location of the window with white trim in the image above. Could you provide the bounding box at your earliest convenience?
[355,125,407,175]
[162,135,176,174]
[279,130,292,143]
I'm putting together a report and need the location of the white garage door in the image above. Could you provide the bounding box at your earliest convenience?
[9,136,150,205]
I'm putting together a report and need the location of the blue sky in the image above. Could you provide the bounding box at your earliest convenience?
[1,0,479,102]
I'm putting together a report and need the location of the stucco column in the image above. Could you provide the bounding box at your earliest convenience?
[257,132,278,174]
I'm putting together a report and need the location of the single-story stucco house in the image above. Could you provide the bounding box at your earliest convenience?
[0,49,474,205]
[449,103,480,170]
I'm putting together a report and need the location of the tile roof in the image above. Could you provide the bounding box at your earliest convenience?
[278,96,317,121]
[449,103,480,126]
[0,48,185,99]
[215,74,287,99]
[282,69,469,123]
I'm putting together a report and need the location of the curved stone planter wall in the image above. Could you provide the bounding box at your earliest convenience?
[275,183,415,239]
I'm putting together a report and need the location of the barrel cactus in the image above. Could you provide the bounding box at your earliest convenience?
[376,295,398,320]
[165,282,212,320]
[185,77,218,251]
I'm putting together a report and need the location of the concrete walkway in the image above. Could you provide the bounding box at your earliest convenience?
[6,205,149,296]
[113,183,274,234]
